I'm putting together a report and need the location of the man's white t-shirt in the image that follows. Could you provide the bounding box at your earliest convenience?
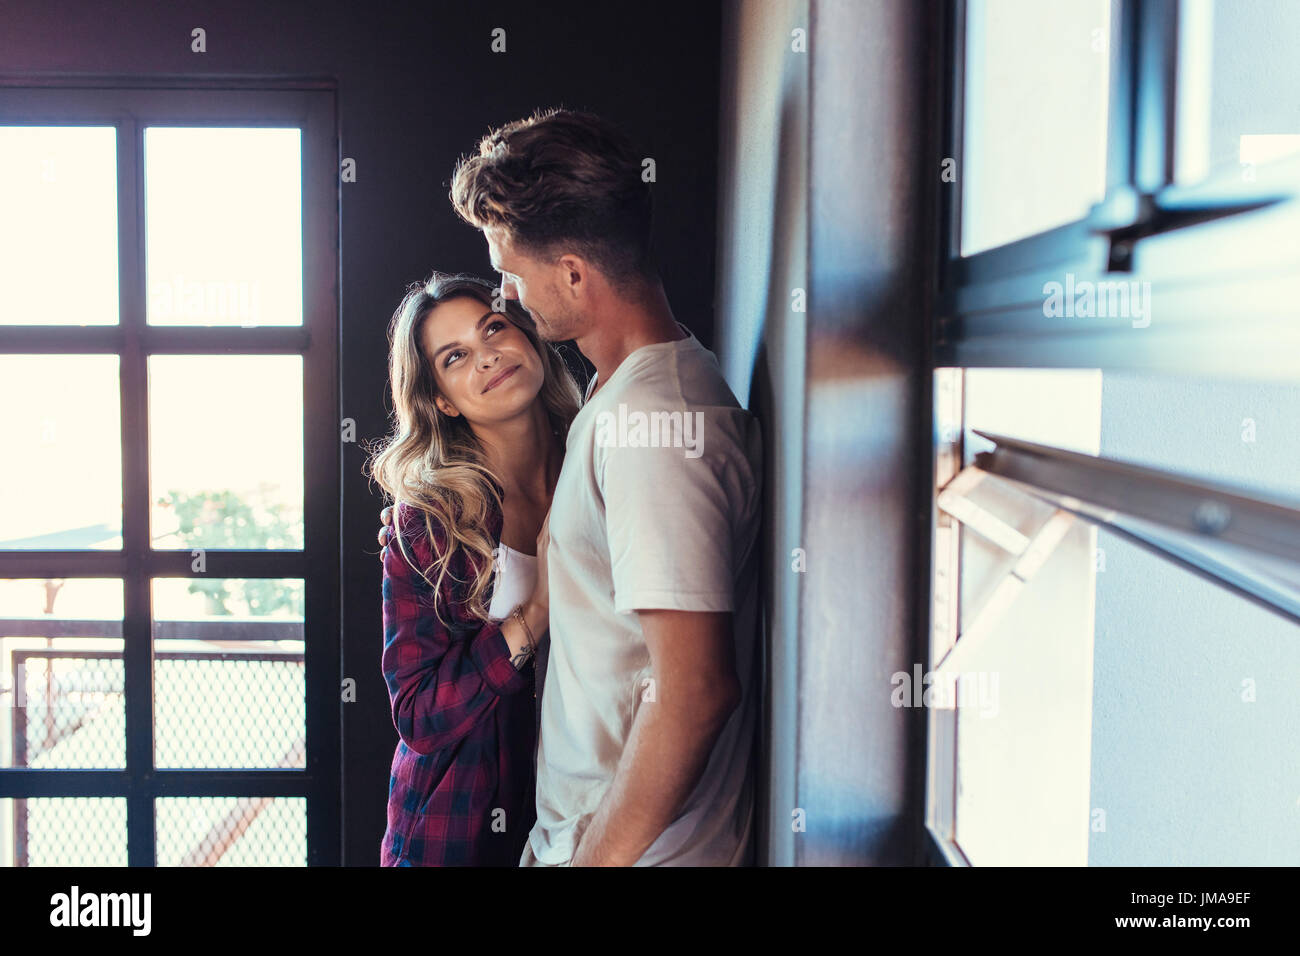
[523,323,762,866]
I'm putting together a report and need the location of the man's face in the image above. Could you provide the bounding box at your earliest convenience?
[484,225,585,342]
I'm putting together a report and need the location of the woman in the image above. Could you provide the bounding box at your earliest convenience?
[365,271,581,866]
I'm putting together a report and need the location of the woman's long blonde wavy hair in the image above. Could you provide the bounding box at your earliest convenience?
[364,271,581,624]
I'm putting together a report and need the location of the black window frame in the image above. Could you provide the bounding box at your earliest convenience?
[936,0,1300,379]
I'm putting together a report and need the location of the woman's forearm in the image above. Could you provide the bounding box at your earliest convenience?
[499,599,548,669]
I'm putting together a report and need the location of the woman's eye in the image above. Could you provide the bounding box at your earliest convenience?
[444,350,464,367]
[487,320,506,335]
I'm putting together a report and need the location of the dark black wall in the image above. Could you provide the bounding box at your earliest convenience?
[0,0,722,865]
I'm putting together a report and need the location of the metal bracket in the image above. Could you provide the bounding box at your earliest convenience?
[934,465,1077,680]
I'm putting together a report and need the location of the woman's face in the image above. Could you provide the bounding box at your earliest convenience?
[419,294,545,426]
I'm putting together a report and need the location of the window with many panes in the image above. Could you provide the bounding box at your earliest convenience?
[0,86,339,866]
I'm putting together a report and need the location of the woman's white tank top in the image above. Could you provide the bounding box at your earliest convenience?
[487,542,539,621]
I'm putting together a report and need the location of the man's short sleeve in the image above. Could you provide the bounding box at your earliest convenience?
[598,408,755,614]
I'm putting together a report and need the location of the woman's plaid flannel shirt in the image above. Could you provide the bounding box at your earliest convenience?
[379,498,538,866]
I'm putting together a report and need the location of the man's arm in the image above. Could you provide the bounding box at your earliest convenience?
[569,608,741,866]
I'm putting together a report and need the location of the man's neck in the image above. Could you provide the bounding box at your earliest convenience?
[577,280,686,399]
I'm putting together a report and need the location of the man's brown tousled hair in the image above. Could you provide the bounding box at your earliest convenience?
[449,108,657,295]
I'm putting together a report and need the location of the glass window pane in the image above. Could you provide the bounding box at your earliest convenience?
[155,796,305,866]
[951,510,1097,865]
[0,797,128,866]
[964,368,1300,501]
[145,127,302,327]
[963,367,1102,460]
[148,355,303,550]
[0,355,122,550]
[0,126,119,326]
[949,503,1300,865]
[1098,371,1300,502]
[1175,0,1300,183]
[947,367,1300,864]
[0,578,124,770]
[961,0,1112,254]
[1088,527,1299,865]
[152,577,305,769]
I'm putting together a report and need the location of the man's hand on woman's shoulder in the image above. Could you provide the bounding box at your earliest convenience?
[378,504,394,556]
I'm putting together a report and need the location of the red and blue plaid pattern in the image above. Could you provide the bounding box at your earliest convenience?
[379,498,537,866]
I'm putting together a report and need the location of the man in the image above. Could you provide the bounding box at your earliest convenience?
[422,107,761,866]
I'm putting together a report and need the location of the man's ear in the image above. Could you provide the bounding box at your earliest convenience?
[557,253,586,296]
[434,394,460,418]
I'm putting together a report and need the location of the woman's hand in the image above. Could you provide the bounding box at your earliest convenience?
[378,505,394,555]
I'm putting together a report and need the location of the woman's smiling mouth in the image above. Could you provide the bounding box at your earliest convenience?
[482,364,521,393]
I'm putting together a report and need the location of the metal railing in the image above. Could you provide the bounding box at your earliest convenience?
[3,618,304,866]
